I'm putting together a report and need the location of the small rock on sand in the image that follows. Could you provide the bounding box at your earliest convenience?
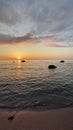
[8,116,14,121]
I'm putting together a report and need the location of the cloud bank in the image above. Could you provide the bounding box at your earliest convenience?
[0,0,73,47]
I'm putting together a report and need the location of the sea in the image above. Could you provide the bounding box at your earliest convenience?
[0,60,73,111]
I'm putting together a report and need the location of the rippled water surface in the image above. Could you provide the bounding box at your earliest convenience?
[0,60,73,111]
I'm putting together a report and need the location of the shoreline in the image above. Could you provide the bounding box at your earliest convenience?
[0,107,73,130]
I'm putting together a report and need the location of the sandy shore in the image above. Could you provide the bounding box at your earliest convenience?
[0,107,73,130]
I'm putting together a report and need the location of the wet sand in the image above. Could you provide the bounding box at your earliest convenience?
[0,107,73,130]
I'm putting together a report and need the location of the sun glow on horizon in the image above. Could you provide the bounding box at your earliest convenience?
[17,56,21,60]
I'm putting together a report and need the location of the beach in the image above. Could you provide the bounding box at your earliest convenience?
[0,107,73,130]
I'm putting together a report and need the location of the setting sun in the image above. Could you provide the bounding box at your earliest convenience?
[17,56,21,60]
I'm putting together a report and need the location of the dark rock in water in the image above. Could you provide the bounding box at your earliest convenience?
[60,60,64,63]
[8,116,14,121]
[48,65,57,69]
[21,60,25,62]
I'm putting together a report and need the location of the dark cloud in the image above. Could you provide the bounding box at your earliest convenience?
[0,33,34,44]
[0,32,73,48]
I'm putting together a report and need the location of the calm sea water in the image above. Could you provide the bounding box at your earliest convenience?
[0,60,73,111]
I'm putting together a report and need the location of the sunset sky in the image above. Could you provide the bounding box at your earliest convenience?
[0,0,73,59]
